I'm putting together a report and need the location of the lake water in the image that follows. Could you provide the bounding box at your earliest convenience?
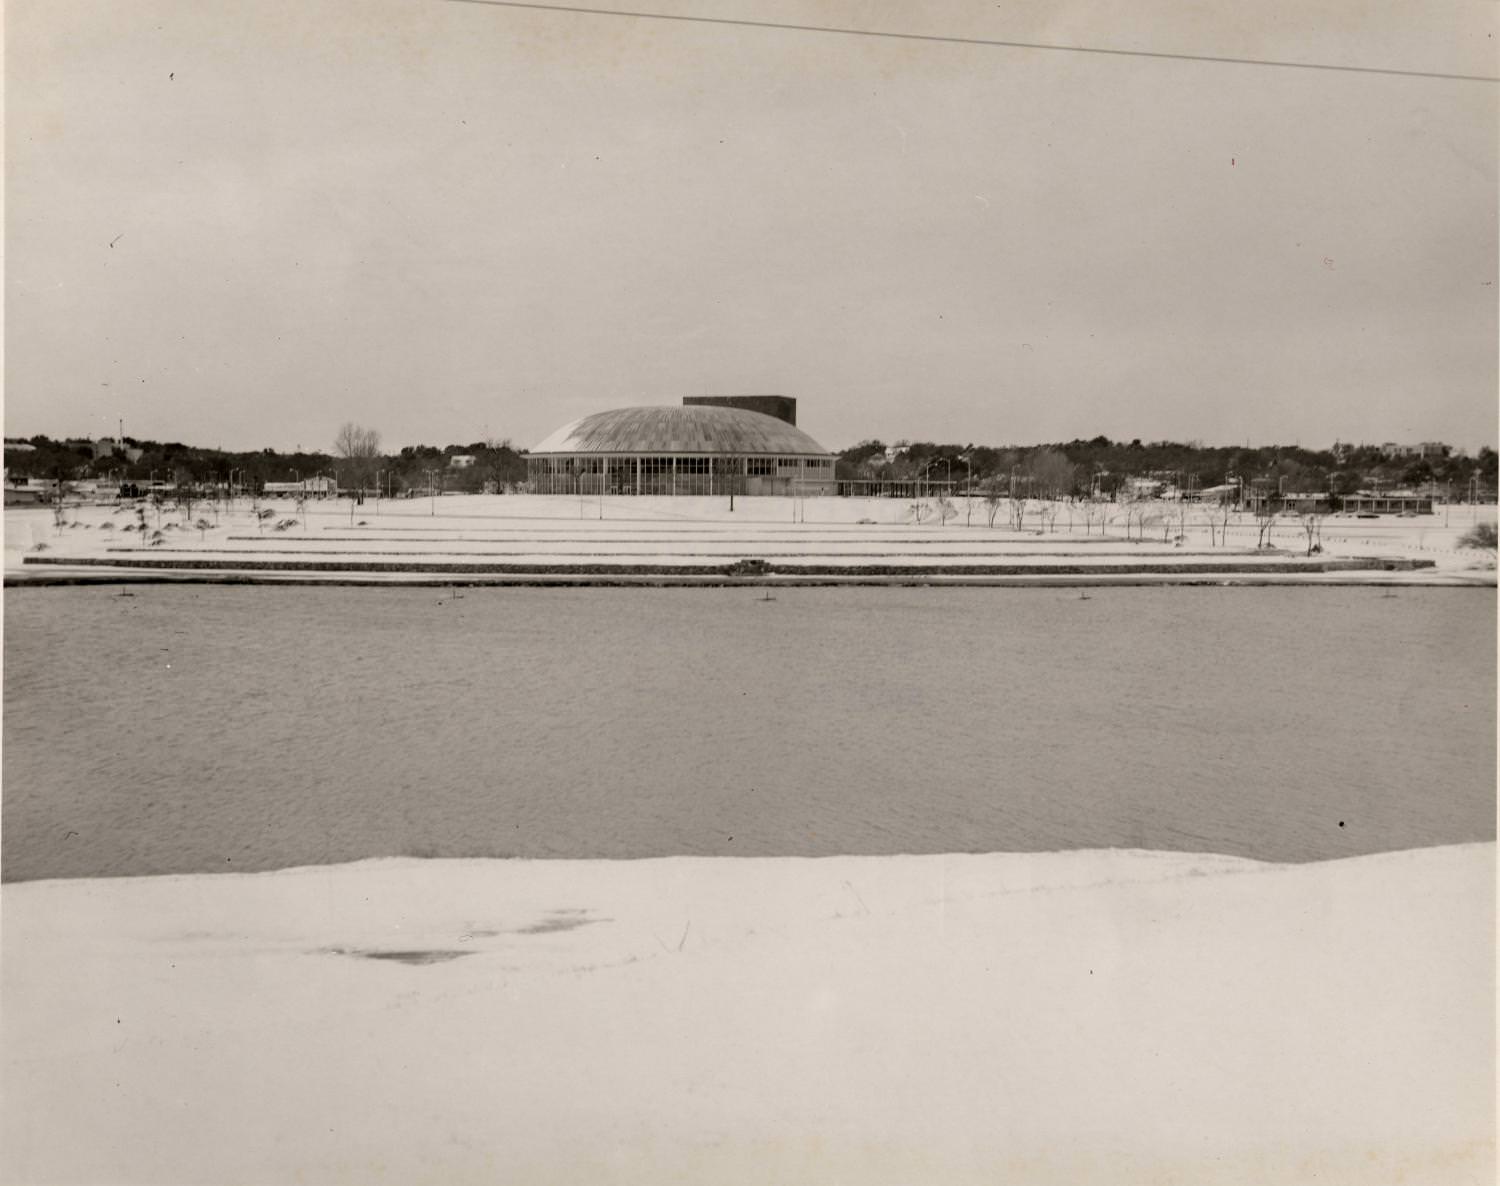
[3,585,1493,880]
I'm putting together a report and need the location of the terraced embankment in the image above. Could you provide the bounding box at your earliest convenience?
[5,495,1474,586]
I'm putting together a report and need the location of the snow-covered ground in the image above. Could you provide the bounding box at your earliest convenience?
[8,496,1496,581]
[2,844,1491,1185]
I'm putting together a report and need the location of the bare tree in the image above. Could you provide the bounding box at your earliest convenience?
[1297,511,1326,556]
[1168,503,1188,544]
[335,422,383,493]
[1254,500,1278,549]
[1117,492,1148,541]
[1201,505,1222,547]
[1024,448,1076,501]
[981,481,1006,528]
[335,422,382,458]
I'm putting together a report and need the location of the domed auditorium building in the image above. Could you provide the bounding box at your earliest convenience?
[527,397,836,496]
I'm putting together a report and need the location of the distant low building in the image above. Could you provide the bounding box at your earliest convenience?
[262,477,338,498]
[1341,491,1433,515]
[448,454,476,469]
[4,477,63,505]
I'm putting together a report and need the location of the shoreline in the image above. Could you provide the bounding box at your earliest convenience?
[3,836,1487,888]
[11,561,1486,590]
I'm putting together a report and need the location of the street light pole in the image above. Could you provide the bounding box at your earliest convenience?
[960,453,973,526]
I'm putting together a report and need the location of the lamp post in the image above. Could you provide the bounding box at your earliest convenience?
[959,452,974,526]
[922,459,949,524]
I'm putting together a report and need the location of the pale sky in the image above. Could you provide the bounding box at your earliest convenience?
[6,0,1497,453]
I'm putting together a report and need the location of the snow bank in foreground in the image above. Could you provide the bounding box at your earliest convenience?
[2,845,1492,1185]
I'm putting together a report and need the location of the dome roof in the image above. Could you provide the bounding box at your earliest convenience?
[531,406,830,457]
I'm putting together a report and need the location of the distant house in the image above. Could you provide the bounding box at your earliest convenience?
[1281,492,1335,515]
[1122,477,1165,499]
[1240,487,1277,514]
[1379,441,1450,460]
[81,437,145,462]
[448,454,476,469]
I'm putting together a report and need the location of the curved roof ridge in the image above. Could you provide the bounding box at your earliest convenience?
[532,405,830,456]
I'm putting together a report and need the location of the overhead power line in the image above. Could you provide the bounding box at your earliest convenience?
[444,0,1498,83]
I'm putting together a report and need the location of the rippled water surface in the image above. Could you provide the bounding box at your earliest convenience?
[4,585,1493,880]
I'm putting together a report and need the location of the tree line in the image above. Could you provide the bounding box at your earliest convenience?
[3,429,529,495]
[5,428,1496,500]
[835,437,1498,499]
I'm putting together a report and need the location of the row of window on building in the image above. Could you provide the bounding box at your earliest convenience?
[529,456,834,475]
